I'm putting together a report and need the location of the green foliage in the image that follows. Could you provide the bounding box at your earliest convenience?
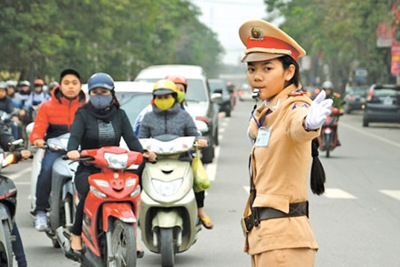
[264,0,397,90]
[0,0,223,82]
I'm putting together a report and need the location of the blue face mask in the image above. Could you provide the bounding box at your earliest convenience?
[89,94,113,109]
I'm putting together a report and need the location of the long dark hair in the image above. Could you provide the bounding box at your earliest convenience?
[277,55,300,88]
[111,90,120,108]
[310,138,326,195]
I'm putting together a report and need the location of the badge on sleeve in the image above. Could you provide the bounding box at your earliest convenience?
[255,126,272,147]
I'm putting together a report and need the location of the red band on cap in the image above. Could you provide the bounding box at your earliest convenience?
[246,36,300,61]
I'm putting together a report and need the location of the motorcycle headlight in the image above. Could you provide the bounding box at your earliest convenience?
[130,184,141,197]
[90,185,107,198]
[104,152,128,169]
[152,178,183,197]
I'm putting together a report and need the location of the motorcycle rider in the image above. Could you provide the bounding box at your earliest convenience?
[0,119,31,267]
[16,81,31,109]
[138,79,213,229]
[15,81,33,134]
[321,81,344,146]
[7,80,23,109]
[0,81,19,139]
[29,69,86,231]
[24,78,51,120]
[66,72,156,254]
[133,74,189,135]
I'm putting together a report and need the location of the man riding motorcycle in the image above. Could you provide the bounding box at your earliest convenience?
[29,69,86,232]
[321,81,344,146]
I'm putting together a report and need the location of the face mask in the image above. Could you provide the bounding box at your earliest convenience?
[90,94,113,109]
[177,91,186,103]
[154,98,175,111]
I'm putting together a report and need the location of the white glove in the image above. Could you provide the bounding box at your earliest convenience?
[305,90,333,130]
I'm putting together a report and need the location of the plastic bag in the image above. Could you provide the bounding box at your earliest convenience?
[192,146,210,193]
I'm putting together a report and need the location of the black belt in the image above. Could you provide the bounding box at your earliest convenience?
[241,201,309,233]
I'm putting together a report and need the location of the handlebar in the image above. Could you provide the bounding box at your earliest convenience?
[62,155,94,161]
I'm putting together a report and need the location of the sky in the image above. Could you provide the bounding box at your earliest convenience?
[188,0,267,65]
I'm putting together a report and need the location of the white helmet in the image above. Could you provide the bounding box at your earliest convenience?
[322,81,333,89]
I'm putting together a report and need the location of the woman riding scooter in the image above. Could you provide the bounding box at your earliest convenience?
[66,72,156,256]
[137,79,213,229]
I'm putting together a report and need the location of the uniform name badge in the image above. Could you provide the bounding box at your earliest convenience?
[255,126,272,147]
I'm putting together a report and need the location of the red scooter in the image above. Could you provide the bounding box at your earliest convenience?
[56,146,143,267]
[318,107,343,158]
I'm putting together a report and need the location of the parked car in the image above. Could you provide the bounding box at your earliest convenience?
[208,79,232,117]
[343,85,369,114]
[134,64,222,163]
[362,84,400,127]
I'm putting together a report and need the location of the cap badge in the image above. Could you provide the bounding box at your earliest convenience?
[250,27,263,40]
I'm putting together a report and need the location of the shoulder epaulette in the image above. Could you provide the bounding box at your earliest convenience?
[288,90,306,97]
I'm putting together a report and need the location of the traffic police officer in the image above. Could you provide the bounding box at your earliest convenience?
[239,19,333,266]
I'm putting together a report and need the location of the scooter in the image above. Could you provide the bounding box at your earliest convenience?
[139,134,202,267]
[318,107,342,158]
[0,139,26,266]
[56,146,143,267]
[30,133,78,247]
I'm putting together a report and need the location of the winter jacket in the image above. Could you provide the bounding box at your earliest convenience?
[29,86,86,143]
[244,84,320,255]
[15,92,30,108]
[0,96,15,114]
[24,91,51,110]
[67,104,143,153]
[137,102,199,138]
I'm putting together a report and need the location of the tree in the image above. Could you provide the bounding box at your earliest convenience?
[0,0,223,82]
[264,0,396,91]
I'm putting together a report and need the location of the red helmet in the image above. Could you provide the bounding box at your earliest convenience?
[34,79,44,86]
[165,75,188,91]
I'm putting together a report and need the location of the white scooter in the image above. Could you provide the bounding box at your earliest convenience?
[30,133,78,247]
[139,134,202,267]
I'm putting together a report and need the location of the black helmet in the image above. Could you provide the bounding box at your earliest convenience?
[87,72,114,91]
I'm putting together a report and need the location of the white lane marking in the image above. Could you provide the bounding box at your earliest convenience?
[5,168,31,181]
[323,188,357,199]
[341,121,400,148]
[380,190,400,201]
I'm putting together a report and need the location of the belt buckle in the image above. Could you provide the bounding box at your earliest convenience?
[241,217,248,236]
[241,215,254,235]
